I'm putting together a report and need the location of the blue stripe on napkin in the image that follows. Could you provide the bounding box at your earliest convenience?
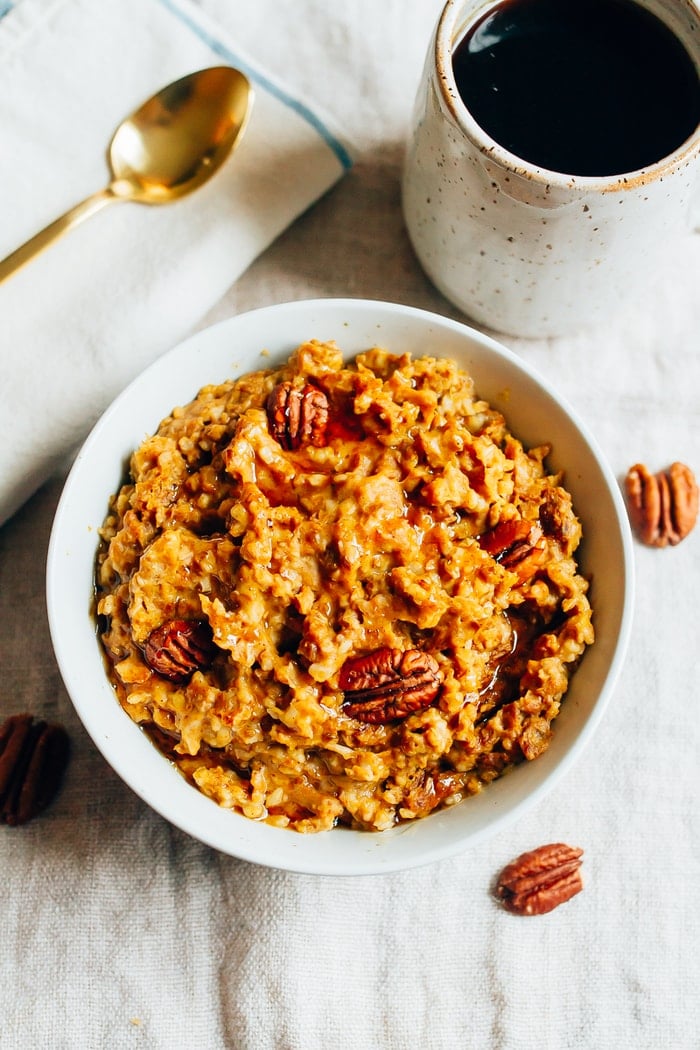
[156,0,353,171]
[0,2,14,20]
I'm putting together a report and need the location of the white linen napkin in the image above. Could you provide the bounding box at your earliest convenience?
[0,0,353,526]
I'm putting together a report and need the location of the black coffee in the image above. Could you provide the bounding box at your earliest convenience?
[452,0,700,176]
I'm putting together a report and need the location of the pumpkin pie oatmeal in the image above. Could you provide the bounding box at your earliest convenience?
[95,340,594,833]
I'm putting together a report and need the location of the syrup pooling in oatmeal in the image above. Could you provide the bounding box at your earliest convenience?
[95,341,594,833]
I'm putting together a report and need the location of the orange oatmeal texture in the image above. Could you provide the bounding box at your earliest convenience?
[95,340,594,832]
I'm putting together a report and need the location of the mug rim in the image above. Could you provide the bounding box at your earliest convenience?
[435,0,700,191]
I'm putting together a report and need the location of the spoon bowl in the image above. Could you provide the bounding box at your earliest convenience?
[0,66,253,280]
[109,67,253,202]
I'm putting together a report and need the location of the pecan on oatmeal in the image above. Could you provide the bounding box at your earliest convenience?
[266,380,329,450]
[143,620,217,682]
[340,648,442,723]
[95,340,594,833]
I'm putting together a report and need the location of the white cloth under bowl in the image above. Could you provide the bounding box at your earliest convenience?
[2,2,700,1049]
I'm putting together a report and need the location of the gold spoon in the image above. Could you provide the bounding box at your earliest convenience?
[0,66,253,283]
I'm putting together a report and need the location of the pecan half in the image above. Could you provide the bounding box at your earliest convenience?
[339,647,442,723]
[266,381,329,451]
[478,519,545,581]
[0,713,71,826]
[625,461,698,547]
[495,842,584,916]
[538,487,580,553]
[143,619,216,682]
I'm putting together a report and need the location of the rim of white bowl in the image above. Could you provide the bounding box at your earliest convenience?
[46,298,635,875]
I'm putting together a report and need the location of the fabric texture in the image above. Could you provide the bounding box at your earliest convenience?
[1,2,699,1048]
[0,0,352,525]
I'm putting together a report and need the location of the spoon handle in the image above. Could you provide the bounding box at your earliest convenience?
[0,187,117,284]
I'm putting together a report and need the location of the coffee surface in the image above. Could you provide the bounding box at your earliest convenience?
[452,0,700,176]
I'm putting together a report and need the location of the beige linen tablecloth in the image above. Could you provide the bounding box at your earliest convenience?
[2,2,699,1047]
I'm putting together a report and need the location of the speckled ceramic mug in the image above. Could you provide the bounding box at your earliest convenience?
[402,0,700,337]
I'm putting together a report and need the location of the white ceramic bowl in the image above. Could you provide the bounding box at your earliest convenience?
[47,299,633,875]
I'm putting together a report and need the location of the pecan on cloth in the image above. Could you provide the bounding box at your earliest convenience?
[495,842,584,915]
[625,461,698,547]
[0,713,70,826]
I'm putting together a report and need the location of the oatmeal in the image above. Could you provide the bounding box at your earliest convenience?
[95,340,594,833]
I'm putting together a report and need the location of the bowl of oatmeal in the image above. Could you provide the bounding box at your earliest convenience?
[47,299,633,874]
